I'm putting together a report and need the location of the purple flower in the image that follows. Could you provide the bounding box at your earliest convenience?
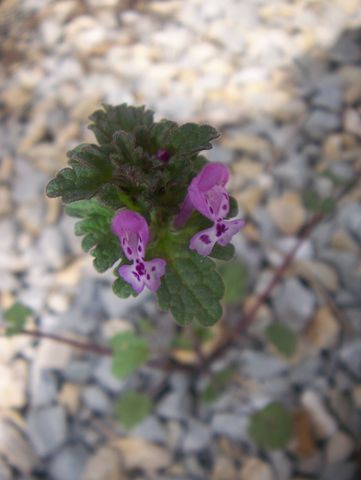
[175,163,245,256]
[112,210,166,293]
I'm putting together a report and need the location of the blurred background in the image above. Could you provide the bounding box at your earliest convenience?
[0,0,361,479]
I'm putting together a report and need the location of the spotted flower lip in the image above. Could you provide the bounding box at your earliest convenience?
[112,210,166,293]
[174,163,229,228]
[175,163,245,256]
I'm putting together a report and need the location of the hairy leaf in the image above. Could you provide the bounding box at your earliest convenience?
[265,324,297,358]
[66,199,121,272]
[89,103,154,145]
[210,243,235,261]
[116,391,151,429]
[217,261,247,305]
[111,331,149,379]
[157,241,224,326]
[248,402,293,449]
[4,302,33,336]
[166,123,219,156]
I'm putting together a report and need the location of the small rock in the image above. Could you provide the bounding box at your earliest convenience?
[267,192,306,235]
[27,405,68,457]
[157,391,191,420]
[35,339,74,371]
[182,420,211,453]
[132,416,167,444]
[211,413,248,441]
[312,85,343,112]
[212,456,238,480]
[30,369,57,407]
[321,462,357,480]
[352,384,361,408]
[305,306,340,349]
[113,438,171,473]
[0,360,27,408]
[326,432,354,463]
[296,261,339,292]
[82,386,111,414]
[339,340,361,380]
[50,445,88,480]
[81,445,127,480]
[64,360,92,384]
[273,278,315,332]
[304,110,341,140]
[93,357,126,393]
[0,456,12,480]
[301,390,338,439]
[240,350,288,381]
[0,420,38,474]
[58,383,82,415]
[344,108,361,137]
[268,451,292,480]
[240,458,274,480]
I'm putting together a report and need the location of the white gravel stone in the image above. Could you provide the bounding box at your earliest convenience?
[27,405,68,457]
[326,431,354,464]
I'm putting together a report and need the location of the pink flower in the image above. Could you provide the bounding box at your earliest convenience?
[175,163,245,256]
[112,210,166,293]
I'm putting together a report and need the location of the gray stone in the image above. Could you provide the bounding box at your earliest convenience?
[64,360,92,384]
[304,110,341,140]
[30,370,57,408]
[37,227,66,269]
[211,413,248,441]
[339,340,361,380]
[182,421,211,453]
[13,159,48,203]
[321,462,357,480]
[330,30,361,64]
[290,357,320,385]
[268,451,292,480]
[49,445,88,480]
[157,391,191,421]
[312,85,343,111]
[240,350,288,381]
[273,278,315,332]
[132,416,167,444]
[339,202,361,242]
[82,386,111,414]
[27,406,67,457]
[93,357,126,393]
[62,279,103,335]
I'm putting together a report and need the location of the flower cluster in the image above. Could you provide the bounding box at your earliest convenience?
[112,162,245,293]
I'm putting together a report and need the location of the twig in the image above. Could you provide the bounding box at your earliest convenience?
[201,173,359,369]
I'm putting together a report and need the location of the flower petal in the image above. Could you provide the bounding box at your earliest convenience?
[119,264,145,294]
[174,193,194,229]
[189,163,230,221]
[144,258,167,292]
[112,210,150,261]
[189,226,217,257]
[217,219,246,246]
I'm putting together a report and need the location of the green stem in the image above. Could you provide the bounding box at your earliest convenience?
[117,190,140,212]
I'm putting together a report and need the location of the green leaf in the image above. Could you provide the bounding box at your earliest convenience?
[265,324,297,358]
[248,402,293,449]
[302,190,335,215]
[89,103,154,145]
[46,145,113,203]
[112,277,136,299]
[157,245,224,326]
[201,367,235,404]
[217,261,247,305]
[111,331,149,379]
[166,123,219,156]
[210,243,235,261]
[4,302,33,336]
[116,391,151,429]
[66,199,121,273]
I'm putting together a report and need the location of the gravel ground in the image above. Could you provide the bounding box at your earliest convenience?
[0,0,361,479]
